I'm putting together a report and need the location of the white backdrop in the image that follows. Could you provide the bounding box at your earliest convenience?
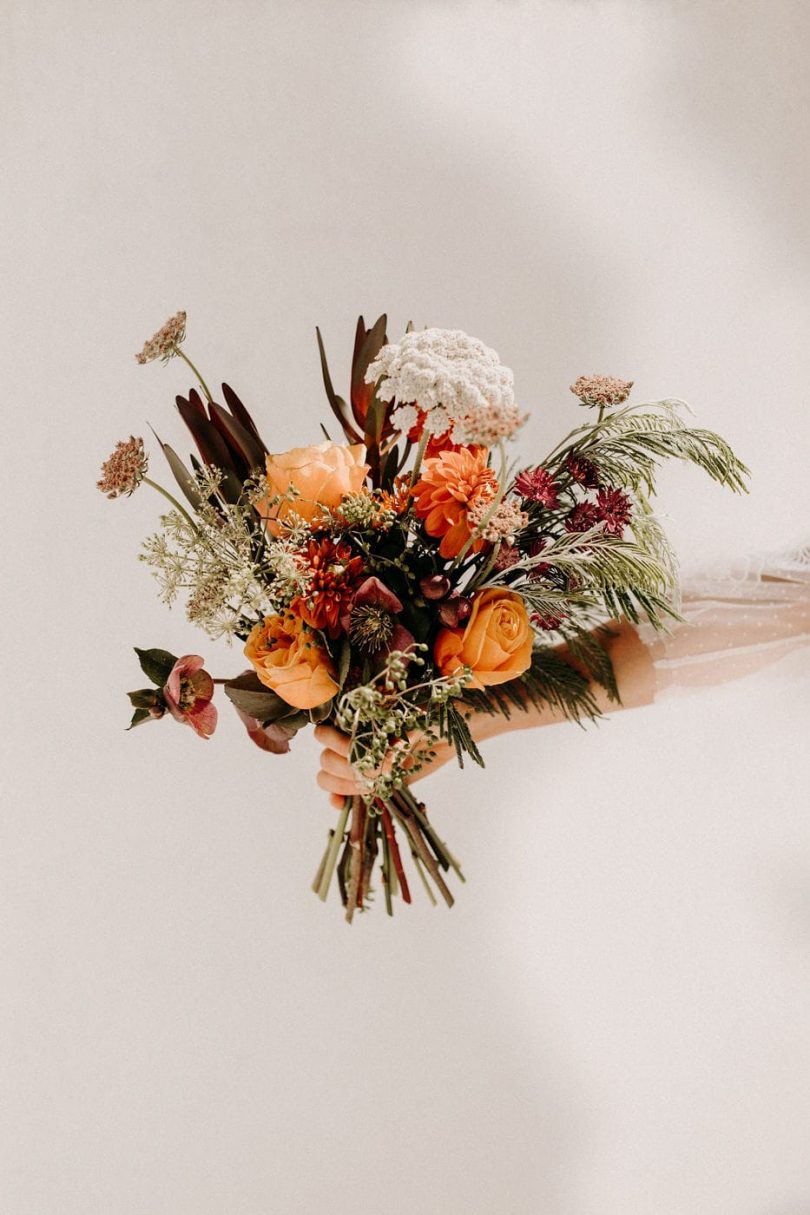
[3,3,810,1213]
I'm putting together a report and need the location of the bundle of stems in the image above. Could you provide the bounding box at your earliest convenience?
[312,785,465,920]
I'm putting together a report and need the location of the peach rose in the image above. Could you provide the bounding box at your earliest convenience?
[434,587,533,690]
[244,611,339,710]
[258,441,369,534]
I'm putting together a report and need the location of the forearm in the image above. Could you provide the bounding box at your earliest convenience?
[470,619,656,744]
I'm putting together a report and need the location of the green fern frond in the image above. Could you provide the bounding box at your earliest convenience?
[543,398,750,496]
[439,700,485,769]
[588,426,749,495]
[509,583,590,619]
[532,529,672,597]
[563,625,620,702]
[628,506,679,585]
[520,647,603,724]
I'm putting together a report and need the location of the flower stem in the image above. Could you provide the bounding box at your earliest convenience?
[466,542,501,593]
[317,798,351,902]
[174,346,214,404]
[143,477,199,532]
[409,428,430,490]
[345,796,366,922]
[391,795,454,907]
[379,802,411,904]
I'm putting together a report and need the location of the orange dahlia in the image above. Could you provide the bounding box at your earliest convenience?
[411,447,498,559]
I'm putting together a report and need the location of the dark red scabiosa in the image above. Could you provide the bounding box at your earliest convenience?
[293,537,365,637]
[526,536,552,579]
[565,452,601,488]
[162,655,218,739]
[596,487,632,537]
[513,466,559,508]
[344,576,415,657]
[564,501,601,533]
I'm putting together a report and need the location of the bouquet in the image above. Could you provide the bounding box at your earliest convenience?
[99,311,749,919]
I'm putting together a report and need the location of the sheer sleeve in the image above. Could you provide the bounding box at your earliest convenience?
[634,544,810,701]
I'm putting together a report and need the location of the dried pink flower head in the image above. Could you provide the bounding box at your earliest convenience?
[467,495,528,545]
[570,375,633,409]
[135,310,187,364]
[493,543,521,572]
[97,435,148,498]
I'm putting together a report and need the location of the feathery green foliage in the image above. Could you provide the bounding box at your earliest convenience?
[439,700,485,770]
[548,399,750,496]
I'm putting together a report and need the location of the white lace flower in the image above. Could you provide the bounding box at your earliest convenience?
[391,402,420,433]
[365,328,526,444]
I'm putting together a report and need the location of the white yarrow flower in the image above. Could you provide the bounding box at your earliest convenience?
[365,327,526,444]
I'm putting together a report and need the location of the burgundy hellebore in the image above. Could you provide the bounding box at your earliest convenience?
[343,576,415,657]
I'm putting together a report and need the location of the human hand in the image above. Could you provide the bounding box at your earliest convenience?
[314,723,460,809]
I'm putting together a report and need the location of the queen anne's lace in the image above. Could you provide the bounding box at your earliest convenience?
[365,328,526,445]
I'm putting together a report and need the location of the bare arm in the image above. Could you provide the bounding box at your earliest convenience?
[316,619,656,806]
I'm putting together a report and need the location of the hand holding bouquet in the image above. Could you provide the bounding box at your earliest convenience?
[99,311,748,919]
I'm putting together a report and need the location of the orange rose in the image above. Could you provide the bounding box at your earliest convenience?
[244,611,339,710]
[258,441,369,534]
[434,588,533,690]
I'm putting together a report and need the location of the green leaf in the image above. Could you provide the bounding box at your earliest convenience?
[315,325,362,443]
[150,428,207,511]
[134,647,177,686]
[363,392,387,448]
[127,687,163,710]
[126,707,152,730]
[280,711,310,731]
[337,639,351,688]
[223,670,296,723]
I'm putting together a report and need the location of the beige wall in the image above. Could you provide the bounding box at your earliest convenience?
[3,2,810,1212]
